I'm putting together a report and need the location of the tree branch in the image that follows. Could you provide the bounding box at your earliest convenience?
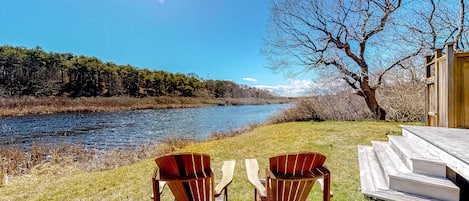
[322,59,361,82]
[375,47,423,87]
[454,0,465,50]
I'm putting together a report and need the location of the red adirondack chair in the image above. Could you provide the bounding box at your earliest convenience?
[152,153,235,201]
[245,152,331,201]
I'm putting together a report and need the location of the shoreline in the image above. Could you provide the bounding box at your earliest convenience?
[0,121,414,200]
[0,96,293,118]
[0,98,285,177]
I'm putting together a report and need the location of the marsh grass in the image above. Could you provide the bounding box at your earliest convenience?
[158,137,198,152]
[209,123,262,140]
[0,123,259,177]
[0,96,218,117]
[0,121,422,201]
[0,140,182,177]
[0,96,291,117]
[0,170,4,187]
[0,143,94,176]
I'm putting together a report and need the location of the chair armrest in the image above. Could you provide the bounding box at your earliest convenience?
[215,160,236,196]
[245,159,266,197]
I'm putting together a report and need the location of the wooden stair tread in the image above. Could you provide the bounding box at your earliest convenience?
[372,141,410,176]
[365,189,442,201]
[390,173,459,190]
[358,145,444,201]
[358,137,460,201]
[388,135,438,159]
[357,145,387,191]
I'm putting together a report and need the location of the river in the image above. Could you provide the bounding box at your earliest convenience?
[0,104,289,150]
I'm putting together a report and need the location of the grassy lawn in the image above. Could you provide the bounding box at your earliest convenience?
[0,121,421,201]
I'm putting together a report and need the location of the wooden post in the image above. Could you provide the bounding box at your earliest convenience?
[445,42,455,128]
[425,55,430,125]
[433,49,442,127]
[425,54,433,126]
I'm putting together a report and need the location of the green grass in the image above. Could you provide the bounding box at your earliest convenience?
[0,121,422,200]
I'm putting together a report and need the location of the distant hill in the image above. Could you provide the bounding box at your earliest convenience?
[0,46,275,99]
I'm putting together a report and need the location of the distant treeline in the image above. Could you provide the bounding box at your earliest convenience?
[0,46,274,98]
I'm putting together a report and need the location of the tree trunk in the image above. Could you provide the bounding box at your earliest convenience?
[361,87,386,120]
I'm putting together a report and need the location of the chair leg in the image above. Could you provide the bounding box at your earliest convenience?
[224,188,228,201]
[152,178,160,201]
[323,174,331,201]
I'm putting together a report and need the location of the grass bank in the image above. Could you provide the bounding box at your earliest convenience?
[0,121,421,200]
[0,96,291,117]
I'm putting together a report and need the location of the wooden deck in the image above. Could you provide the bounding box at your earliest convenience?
[402,126,469,180]
[358,125,469,200]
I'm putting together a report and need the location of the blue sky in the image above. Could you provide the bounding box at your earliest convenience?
[0,0,314,96]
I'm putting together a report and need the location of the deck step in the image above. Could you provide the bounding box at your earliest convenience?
[372,141,410,176]
[359,126,463,201]
[365,189,442,201]
[358,145,387,191]
[388,135,446,177]
[390,173,460,201]
[358,145,444,201]
[371,141,460,200]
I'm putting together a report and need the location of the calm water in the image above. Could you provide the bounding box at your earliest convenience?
[0,104,289,150]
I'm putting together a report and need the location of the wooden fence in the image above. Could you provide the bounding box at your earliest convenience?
[425,42,469,128]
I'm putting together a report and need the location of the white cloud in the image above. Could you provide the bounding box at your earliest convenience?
[254,79,315,97]
[242,77,258,82]
[158,0,165,4]
[253,78,352,97]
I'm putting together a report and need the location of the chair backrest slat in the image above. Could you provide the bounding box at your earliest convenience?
[155,153,214,201]
[267,152,326,201]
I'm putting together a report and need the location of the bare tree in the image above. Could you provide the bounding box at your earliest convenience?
[454,0,465,48]
[401,0,467,51]
[264,0,426,120]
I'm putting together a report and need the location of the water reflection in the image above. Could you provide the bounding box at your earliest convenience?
[0,104,289,150]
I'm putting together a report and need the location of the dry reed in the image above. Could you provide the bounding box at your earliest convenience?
[0,137,199,177]
[0,169,4,187]
[0,96,218,117]
[0,96,291,117]
[209,123,262,140]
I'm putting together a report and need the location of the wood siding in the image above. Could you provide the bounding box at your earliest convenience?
[426,43,469,128]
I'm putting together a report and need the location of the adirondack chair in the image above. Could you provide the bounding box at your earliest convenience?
[245,152,331,201]
[152,153,235,201]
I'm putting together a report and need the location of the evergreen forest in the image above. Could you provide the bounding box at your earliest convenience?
[0,46,275,99]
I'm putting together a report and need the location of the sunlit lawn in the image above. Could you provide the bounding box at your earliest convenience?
[0,121,422,201]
